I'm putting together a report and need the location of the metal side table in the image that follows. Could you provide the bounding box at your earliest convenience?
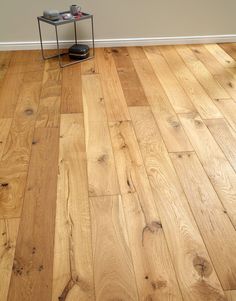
[37,11,95,68]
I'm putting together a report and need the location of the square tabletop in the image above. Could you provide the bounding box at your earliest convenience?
[37,11,92,26]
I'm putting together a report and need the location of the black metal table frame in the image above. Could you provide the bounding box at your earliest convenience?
[37,12,95,68]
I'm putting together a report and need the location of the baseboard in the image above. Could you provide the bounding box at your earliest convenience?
[0,35,236,51]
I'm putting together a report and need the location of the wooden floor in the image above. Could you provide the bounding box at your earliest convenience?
[0,44,236,301]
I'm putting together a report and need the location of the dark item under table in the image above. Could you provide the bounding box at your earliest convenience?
[37,11,95,68]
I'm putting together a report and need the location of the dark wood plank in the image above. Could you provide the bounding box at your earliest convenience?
[112,47,148,106]
[8,128,59,301]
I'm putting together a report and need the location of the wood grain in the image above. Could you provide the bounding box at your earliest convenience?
[205,118,236,172]
[96,48,130,121]
[175,45,229,100]
[123,193,183,301]
[52,114,94,301]
[0,74,41,218]
[219,43,236,60]
[180,113,236,228]
[0,218,19,301]
[0,52,12,88]
[144,46,195,114]
[90,195,139,301]
[130,106,226,301]
[171,151,236,289]
[0,119,12,160]
[131,54,193,152]
[36,60,61,128]
[213,98,236,132]
[112,47,148,106]
[160,45,222,119]
[61,64,83,113]
[205,44,236,68]
[225,290,236,301]
[8,127,59,301]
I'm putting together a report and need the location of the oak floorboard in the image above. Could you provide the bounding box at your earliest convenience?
[219,43,236,60]
[112,47,148,106]
[130,106,226,301]
[52,114,94,301]
[96,48,131,121]
[175,45,229,100]
[130,52,193,152]
[0,72,42,218]
[0,218,19,301]
[144,46,195,114]
[0,119,12,160]
[225,290,236,301]
[36,60,61,128]
[179,113,236,228]
[159,45,222,119]
[90,195,139,301]
[205,118,236,172]
[189,45,236,102]
[213,98,236,132]
[7,127,59,301]
[171,151,236,290]
[205,44,236,68]
[0,52,12,88]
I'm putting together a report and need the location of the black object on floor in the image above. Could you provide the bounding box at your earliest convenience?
[69,44,90,60]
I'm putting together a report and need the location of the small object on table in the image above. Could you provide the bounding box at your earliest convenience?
[70,4,81,16]
[61,13,73,20]
[69,44,90,60]
[43,10,60,21]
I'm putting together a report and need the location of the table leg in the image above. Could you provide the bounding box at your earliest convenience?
[74,22,78,45]
[91,15,95,57]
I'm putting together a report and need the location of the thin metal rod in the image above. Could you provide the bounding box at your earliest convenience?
[38,19,46,60]
[55,25,63,68]
[74,22,78,44]
[91,15,95,56]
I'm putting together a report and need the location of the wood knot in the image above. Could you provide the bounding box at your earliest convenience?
[38,265,44,271]
[228,82,233,88]
[111,48,119,53]
[170,120,180,128]
[151,280,167,290]
[24,108,34,115]
[97,154,108,163]
[0,182,9,188]
[143,221,162,235]
[193,255,212,278]
[193,49,200,54]
[32,140,37,145]
[194,119,202,127]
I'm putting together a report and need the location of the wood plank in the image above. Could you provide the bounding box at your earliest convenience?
[111,47,148,106]
[109,120,182,299]
[189,45,236,102]
[0,74,42,218]
[179,113,236,228]
[123,193,183,300]
[0,218,19,301]
[61,64,83,113]
[36,60,61,128]
[128,47,147,60]
[160,45,222,119]
[82,74,119,196]
[52,114,94,301]
[144,46,195,114]
[175,45,229,100]
[205,118,236,172]
[81,57,99,75]
[205,44,236,68]
[219,43,236,60]
[0,51,12,88]
[171,151,236,290]
[90,195,138,301]
[130,106,226,301]
[0,119,12,160]
[130,55,193,152]
[213,98,236,131]
[82,74,107,122]
[225,290,236,301]
[96,48,130,121]
[85,120,120,197]
[8,127,59,301]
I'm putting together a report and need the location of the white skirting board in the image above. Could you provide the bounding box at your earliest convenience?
[0,35,236,51]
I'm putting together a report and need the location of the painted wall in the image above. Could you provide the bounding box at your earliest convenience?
[0,0,236,42]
